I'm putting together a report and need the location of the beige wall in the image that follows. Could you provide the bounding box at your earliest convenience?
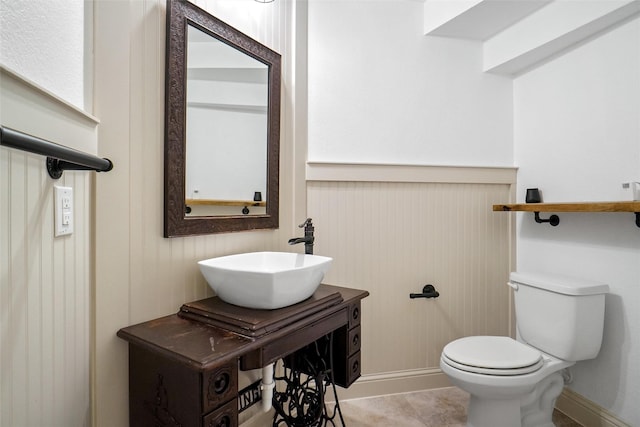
[92,1,300,425]
[306,163,516,398]
[0,66,98,427]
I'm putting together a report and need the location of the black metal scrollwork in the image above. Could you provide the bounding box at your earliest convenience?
[272,334,345,427]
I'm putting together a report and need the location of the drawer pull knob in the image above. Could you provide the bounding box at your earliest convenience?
[213,373,229,394]
[211,415,231,427]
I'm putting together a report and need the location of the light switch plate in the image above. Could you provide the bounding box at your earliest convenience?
[54,185,73,236]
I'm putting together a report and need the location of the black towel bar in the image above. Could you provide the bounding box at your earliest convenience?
[0,126,113,179]
[410,284,440,299]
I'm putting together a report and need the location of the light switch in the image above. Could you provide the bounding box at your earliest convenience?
[55,186,73,236]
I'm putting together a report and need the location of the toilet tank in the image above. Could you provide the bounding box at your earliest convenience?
[509,272,609,362]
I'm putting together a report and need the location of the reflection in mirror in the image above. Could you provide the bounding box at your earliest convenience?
[186,25,268,217]
[164,0,280,237]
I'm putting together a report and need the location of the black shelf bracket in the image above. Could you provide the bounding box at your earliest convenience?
[534,212,560,226]
[534,211,640,228]
[1,126,113,179]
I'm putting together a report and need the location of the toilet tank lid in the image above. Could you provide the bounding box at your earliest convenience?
[510,272,609,296]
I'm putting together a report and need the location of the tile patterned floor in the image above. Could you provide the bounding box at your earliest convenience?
[338,387,582,427]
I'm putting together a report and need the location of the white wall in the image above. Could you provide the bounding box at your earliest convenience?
[308,1,639,424]
[0,0,87,109]
[186,105,267,200]
[304,0,516,406]
[514,16,640,426]
[307,0,513,167]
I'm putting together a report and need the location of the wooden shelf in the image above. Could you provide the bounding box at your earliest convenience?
[493,201,640,228]
[493,201,640,213]
[186,198,266,207]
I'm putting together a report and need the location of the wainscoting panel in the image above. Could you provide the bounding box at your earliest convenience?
[307,172,514,390]
[1,66,97,427]
[92,1,299,425]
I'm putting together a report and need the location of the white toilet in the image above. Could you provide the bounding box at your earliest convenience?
[440,272,609,427]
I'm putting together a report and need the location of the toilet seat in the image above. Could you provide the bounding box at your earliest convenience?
[442,336,543,376]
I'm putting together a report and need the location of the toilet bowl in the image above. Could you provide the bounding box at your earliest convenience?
[439,272,609,427]
[440,336,572,427]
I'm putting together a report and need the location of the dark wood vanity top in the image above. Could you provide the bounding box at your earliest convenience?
[117,284,368,371]
[179,285,343,337]
[117,314,254,369]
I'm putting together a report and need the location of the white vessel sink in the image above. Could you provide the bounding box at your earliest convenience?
[198,251,333,309]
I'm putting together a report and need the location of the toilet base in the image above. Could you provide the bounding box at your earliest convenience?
[520,371,565,427]
[467,395,521,427]
[464,370,565,427]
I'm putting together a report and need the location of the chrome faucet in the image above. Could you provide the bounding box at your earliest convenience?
[288,218,315,255]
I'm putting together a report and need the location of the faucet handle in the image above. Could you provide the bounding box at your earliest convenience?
[298,218,313,228]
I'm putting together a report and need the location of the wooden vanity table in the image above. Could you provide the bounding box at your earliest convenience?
[117,284,368,427]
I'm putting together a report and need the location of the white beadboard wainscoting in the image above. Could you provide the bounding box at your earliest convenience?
[1,66,98,427]
[92,1,302,425]
[306,162,517,398]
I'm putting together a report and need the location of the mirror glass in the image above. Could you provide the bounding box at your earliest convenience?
[164,0,281,237]
[186,25,268,217]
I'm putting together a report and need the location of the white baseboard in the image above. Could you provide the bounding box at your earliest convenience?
[331,368,451,401]
[556,388,630,427]
[333,371,632,427]
[306,161,517,185]
[239,409,274,427]
[241,369,449,425]
[243,373,632,427]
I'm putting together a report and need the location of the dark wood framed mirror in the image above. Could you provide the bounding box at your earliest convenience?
[164,0,280,237]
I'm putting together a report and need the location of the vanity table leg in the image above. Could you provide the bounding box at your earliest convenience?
[128,345,202,426]
[128,345,239,427]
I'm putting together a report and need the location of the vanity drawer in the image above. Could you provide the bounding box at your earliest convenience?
[334,351,361,388]
[332,324,361,357]
[348,301,362,329]
[348,326,361,355]
[202,362,238,414]
[241,307,348,370]
[202,399,238,427]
